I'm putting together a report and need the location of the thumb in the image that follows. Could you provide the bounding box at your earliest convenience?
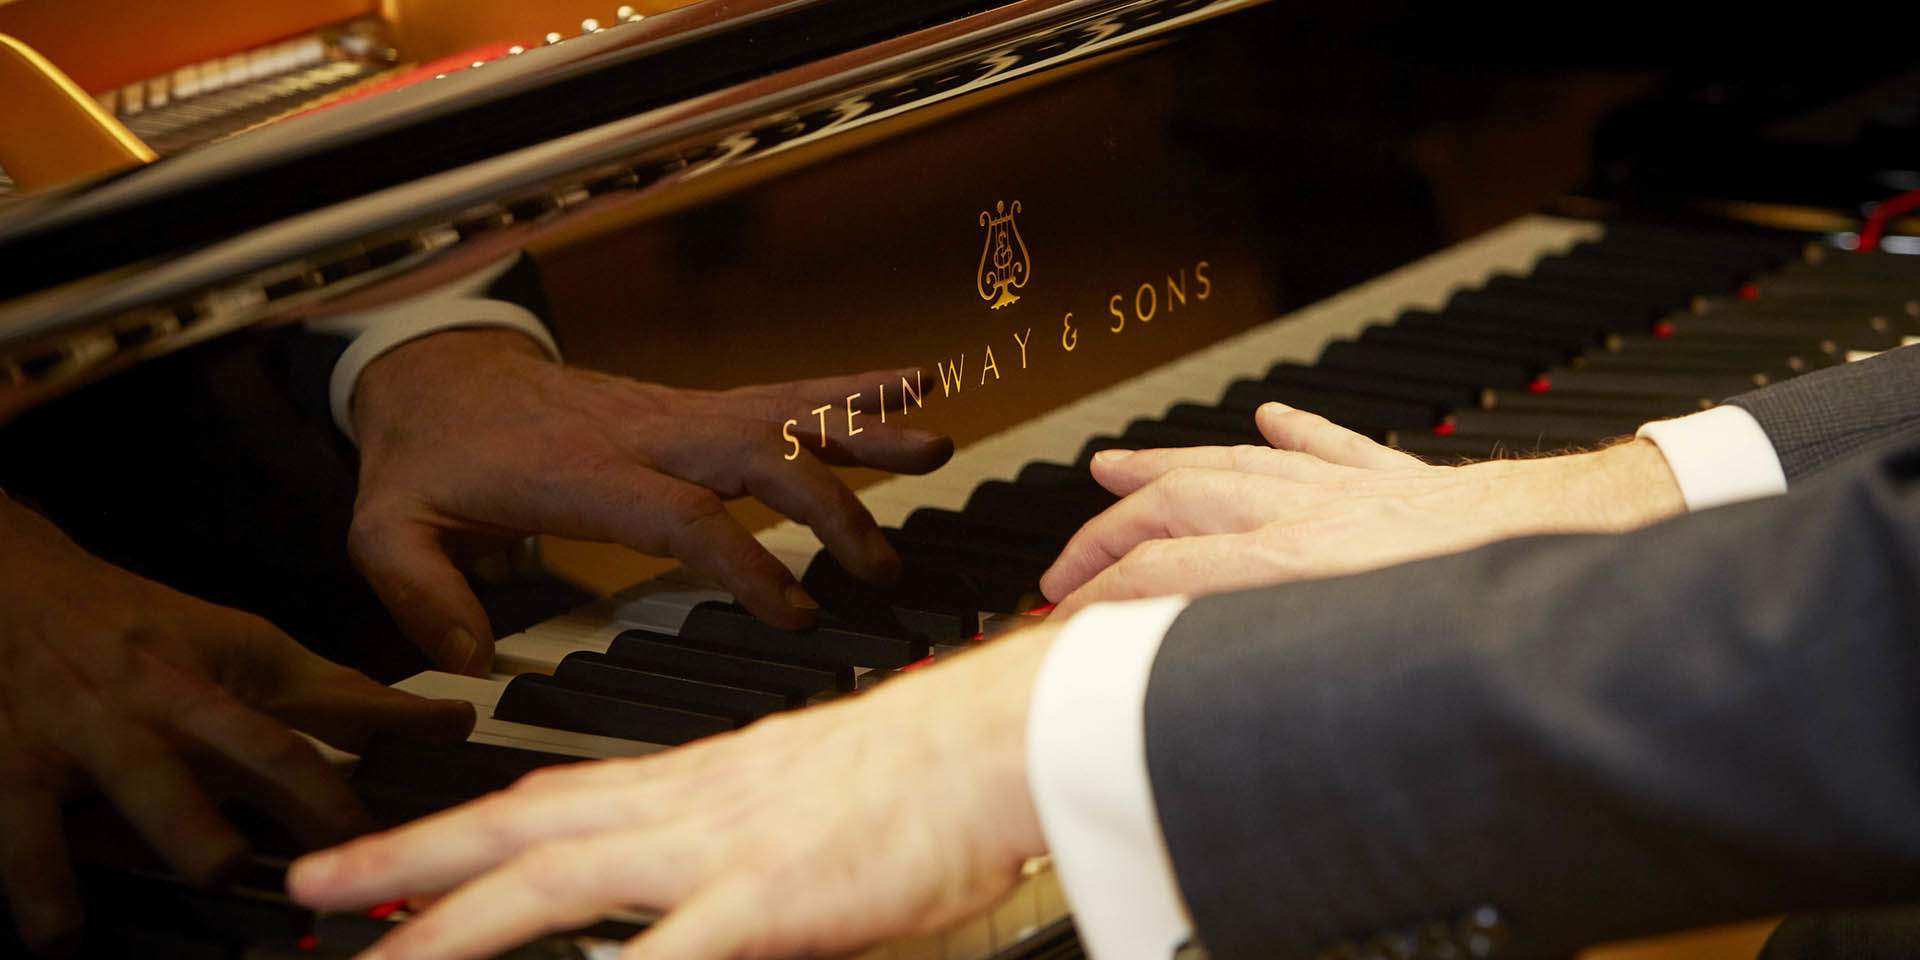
[348,511,495,675]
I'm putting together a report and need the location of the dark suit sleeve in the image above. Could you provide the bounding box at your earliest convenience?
[1143,434,1920,960]
[1726,343,1920,482]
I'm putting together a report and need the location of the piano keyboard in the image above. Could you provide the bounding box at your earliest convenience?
[350,213,1912,959]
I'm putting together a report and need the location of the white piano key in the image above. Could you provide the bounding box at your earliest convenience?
[393,671,668,760]
[940,915,994,960]
[987,878,1040,947]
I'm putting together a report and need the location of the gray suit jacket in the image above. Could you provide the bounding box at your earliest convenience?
[1143,345,1920,959]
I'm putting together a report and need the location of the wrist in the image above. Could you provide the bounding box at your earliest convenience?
[351,329,550,444]
[1568,438,1686,531]
[915,625,1057,862]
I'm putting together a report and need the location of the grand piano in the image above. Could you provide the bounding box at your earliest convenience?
[3,1,1919,955]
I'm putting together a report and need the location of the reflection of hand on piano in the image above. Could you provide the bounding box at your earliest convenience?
[348,327,954,674]
[1040,402,1686,617]
[290,622,1056,960]
[0,494,475,953]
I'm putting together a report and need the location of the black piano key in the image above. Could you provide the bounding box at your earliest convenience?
[1318,339,1536,389]
[63,860,315,952]
[1537,367,1765,400]
[610,629,842,698]
[1074,423,1262,468]
[494,673,733,745]
[1358,323,1573,368]
[1573,348,1801,382]
[1446,288,1655,336]
[352,738,583,820]
[1443,410,1646,444]
[1654,328,1843,359]
[1479,388,1708,420]
[679,601,930,669]
[1683,299,1917,333]
[964,478,1113,532]
[1016,461,1101,487]
[886,526,1055,580]
[1604,334,1827,366]
[1560,242,1751,288]
[1661,313,1902,349]
[1599,222,1801,266]
[900,508,1069,559]
[1698,290,1918,319]
[1264,361,1477,409]
[1784,249,1920,280]
[1120,418,1261,448]
[1592,229,1795,273]
[803,546,1030,619]
[1529,255,1717,305]
[1483,272,1695,313]
[556,651,789,720]
[1208,385,1430,432]
[1394,308,1609,351]
[1161,403,1271,438]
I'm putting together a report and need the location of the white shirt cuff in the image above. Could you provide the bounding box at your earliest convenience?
[1028,596,1195,960]
[307,254,559,444]
[1635,405,1788,512]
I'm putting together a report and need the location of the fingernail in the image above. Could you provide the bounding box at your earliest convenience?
[1259,402,1292,414]
[1094,449,1132,462]
[443,629,477,672]
[288,852,331,893]
[784,584,819,611]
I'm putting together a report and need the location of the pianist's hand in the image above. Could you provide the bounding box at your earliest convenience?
[1041,402,1686,617]
[349,329,954,674]
[289,623,1055,960]
[0,497,476,953]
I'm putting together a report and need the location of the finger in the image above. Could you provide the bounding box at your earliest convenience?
[1040,470,1279,602]
[0,785,83,952]
[605,472,817,630]
[360,830,712,960]
[163,684,374,848]
[723,370,955,474]
[1087,443,1356,496]
[1051,531,1273,620]
[660,424,898,584]
[69,716,247,884]
[266,668,476,754]
[290,781,670,911]
[348,512,494,675]
[1256,403,1425,470]
[622,881,760,960]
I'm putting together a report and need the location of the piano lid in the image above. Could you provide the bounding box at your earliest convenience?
[0,0,1025,300]
[0,0,1274,423]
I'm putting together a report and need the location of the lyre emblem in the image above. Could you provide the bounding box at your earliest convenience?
[976,200,1031,309]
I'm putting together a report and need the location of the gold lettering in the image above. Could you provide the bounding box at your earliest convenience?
[901,370,924,411]
[1061,313,1078,352]
[1013,327,1032,368]
[1167,270,1187,310]
[846,393,864,437]
[878,383,887,424]
[1195,260,1212,300]
[980,346,1000,384]
[782,418,801,461]
[811,404,832,447]
[1135,282,1157,323]
[1107,294,1126,333]
[937,356,966,397]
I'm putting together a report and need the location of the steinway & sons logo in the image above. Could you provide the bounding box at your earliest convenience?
[781,198,1211,461]
[977,200,1031,310]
